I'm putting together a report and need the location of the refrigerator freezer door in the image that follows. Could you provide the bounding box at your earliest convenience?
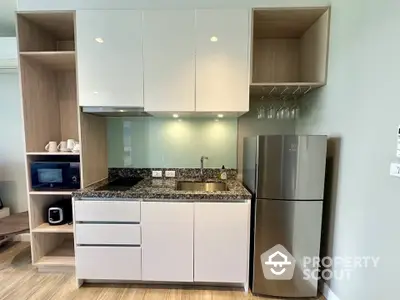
[257,135,327,200]
[252,199,323,298]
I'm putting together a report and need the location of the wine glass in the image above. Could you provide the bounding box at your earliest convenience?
[257,105,266,119]
[289,99,300,119]
[277,98,290,119]
[267,104,276,119]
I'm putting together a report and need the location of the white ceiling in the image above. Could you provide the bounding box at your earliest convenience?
[0,0,16,36]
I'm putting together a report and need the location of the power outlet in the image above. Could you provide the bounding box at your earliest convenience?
[152,170,162,178]
[165,170,176,178]
[390,163,400,178]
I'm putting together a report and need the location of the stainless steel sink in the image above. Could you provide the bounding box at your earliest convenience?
[176,181,228,192]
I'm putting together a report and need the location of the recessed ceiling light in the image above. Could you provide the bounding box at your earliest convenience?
[95,37,104,43]
[210,36,218,42]
[217,114,224,118]
[173,114,179,118]
[119,110,125,112]
[93,91,99,94]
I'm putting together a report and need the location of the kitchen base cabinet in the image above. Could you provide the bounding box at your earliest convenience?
[76,246,142,280]
[194,202,250,283]
[141,202,194,282]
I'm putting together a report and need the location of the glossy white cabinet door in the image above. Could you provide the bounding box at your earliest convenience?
[141,202,194,282]
[74,200,140,222]
[76,10,143,107]
[76,246,142,280]
[143,11,195,112]
[194,202,250,283]
[195,9,250,112]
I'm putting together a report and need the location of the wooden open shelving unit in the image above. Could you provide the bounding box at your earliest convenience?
[17,11,109,273]
[17,12,78,273]
[250,7,330,98]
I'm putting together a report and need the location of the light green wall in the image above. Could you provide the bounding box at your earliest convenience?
[107,117,237,168]
[296,1,399,300]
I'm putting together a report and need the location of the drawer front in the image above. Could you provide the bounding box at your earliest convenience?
[76,224,141,245]
[75,200,140,222]
[76,246,141,280]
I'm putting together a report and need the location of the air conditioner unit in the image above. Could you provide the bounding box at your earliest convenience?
[0,37,18,73]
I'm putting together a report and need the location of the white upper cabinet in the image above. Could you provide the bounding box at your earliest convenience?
[195,9,251,112]
[143,11,196,112]
[76,10,144,107]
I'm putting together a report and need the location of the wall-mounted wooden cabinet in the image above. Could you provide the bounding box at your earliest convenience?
[195,9,250,113]
[76,10,144,107]
[251,8,330,96]
[143,10,196,113]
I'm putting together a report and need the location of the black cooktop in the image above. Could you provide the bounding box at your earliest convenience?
[95,177,143,191]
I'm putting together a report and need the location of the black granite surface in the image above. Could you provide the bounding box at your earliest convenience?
[73,168,251,201]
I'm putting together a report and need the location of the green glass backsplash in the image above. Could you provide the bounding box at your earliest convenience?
[107,117,237,168]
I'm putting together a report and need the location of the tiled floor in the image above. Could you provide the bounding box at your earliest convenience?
[0,242,325,300]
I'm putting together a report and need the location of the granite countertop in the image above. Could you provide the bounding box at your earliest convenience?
[72,178,252,201]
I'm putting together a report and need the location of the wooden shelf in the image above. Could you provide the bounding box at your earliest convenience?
[29,191,74,196]
[20,51,75,71]
[250,82,325,97]
[32,223,73,233]
[35,240,75,267]
[26,152,80,156]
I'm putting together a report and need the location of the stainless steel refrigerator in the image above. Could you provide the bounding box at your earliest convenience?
[243,135,327,298]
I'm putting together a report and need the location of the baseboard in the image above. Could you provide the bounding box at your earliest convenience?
[13,233,31,242]
[319,280,340,300]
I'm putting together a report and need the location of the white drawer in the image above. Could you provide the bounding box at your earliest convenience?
[75,200,140,222]
[76,224,141,245]
[76,246,141,280]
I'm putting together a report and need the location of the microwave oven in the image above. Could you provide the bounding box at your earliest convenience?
[30,162,80,191]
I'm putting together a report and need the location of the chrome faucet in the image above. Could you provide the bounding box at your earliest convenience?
[200,156,209,178]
